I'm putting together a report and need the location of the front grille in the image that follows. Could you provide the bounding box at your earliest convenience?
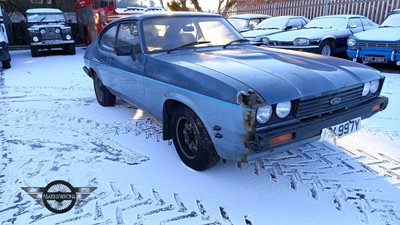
[270,41,293,46]
[41,27,62,40]
[295,85,365,118]
[358,42,400,50]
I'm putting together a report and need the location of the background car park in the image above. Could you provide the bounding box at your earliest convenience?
[347,9,400,66]
[227,13,271,32]
[264,14,378,56]
[241,15,310,45]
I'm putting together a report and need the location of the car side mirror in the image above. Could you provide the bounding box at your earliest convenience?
[350,24,357,29]
[284,25,293,30]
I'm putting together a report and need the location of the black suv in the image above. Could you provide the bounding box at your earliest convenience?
[26,8,75,57]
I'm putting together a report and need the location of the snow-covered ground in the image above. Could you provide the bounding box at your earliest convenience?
[1,48,400,225]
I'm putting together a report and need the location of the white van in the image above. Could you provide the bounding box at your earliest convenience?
[0,5,11,69]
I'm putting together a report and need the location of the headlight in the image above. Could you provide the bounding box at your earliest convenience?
[362,82,370,96]
[66,34,72,40]
[256,105,273,124]
[33,36,39,42]
[55,28,61,34]
[369,80,380,94]
[40,29,46,34]
[347,38,357,47]
[276,101,292,119]
[261,37,269,45]
[293,38,309,46]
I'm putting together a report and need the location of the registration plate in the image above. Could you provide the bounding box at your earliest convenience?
[363,56,387,63]
[320,117,361,141]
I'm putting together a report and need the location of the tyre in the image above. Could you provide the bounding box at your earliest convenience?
[93,73,116,106]
[170,105,220,171]
[318,40,334,56]
[64,44,76,55]
[31,46,39,57]
[2,59,11,69]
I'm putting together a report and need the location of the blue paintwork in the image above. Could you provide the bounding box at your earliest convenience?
[83,12,388,163]
[347,10,400,65]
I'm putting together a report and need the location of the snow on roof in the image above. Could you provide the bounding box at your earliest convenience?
[26,8,62,14]
[229,14,271,19]
[316,14,365,19]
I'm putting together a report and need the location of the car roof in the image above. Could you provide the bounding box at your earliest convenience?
[270,15,306,19]
[111,11,222,23]
[229,14,271,19]
[26,8,62,14]
[314,14,365,19]
[389,9,400,14]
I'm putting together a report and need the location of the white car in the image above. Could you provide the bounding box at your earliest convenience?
[241,16,309,45]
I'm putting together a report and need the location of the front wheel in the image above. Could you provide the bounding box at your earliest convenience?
[318,40,334,56]
[2,59,11,69]
[64,44,76,55]
[93,73,116,106]
[171,105,220,171]
[31,46,39,57]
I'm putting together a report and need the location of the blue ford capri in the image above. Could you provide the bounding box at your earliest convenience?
[83,12,388,171]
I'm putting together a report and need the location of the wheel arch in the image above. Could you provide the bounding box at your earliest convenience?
[162,95,210,141]
[320,37,336,49]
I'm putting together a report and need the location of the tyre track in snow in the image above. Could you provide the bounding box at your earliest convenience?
[248,141,400,225]
[0,84,151,224]
[1,78,400,224]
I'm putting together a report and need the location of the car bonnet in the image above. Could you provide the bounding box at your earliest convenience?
[353,27,400,42]
[154,47,382,104]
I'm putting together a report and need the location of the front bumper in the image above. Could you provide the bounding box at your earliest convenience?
[244,96,389,161]
[268,45,319,53]
[347,47,400,64]
[31,39,75,46]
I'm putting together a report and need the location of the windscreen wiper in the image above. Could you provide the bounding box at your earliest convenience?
[305,26,324,29]
[223,39,250,49]
[167,41,211,54]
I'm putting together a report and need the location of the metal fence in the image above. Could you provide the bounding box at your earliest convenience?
[231,0,400,24]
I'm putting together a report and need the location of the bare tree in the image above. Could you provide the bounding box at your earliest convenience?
[191,0,202,12]
[218,0,237,17]
[159,0,165,9]
[167,0,189,11]
[167,0,202,12]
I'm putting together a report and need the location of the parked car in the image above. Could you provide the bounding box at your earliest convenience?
[347,9,400,65]
[264,15,378,56]
[227,14,271,32]
[0,5,11,69]
[241,16,309,45]
[83,12,388,171]
[26,8,75,57]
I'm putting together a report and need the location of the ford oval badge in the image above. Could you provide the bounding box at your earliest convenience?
[330,97,342,105]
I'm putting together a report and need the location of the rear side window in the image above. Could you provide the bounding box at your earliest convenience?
[116,22,139,46]
[361,18,372,28]
[349,18,362,29]
[100,25,117,51]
